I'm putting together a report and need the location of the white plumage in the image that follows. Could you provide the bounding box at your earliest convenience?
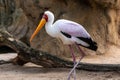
[30,11,98,80]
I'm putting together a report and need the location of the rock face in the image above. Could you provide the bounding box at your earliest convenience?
[0,0,120,57]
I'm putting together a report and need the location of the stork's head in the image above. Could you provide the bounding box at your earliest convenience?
[44,11,54,22]
[30,11,54,42]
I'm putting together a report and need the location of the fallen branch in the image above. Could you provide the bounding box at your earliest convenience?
[0,29,120,71]
[0,60,12,65]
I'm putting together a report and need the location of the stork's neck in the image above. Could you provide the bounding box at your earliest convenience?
[46,17,54,26]
[45,18,56,37]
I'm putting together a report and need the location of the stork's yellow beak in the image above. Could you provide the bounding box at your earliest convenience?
[30,18,46,42]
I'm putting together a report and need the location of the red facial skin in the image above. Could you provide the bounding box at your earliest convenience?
[43,14,48,22]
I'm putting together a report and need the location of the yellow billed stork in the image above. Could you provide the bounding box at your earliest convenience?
[30,11,98,80]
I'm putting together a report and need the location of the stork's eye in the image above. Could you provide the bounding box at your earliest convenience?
[43,14,48,22]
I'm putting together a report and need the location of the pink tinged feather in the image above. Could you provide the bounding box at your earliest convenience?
[71,37,89,47]
[56,19,91,38]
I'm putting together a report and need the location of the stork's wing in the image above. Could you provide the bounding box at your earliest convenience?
[55,19,98,51]
[57,19,90,38]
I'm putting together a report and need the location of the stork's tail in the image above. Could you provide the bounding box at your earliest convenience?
[86,41,98,51]
[77,37,98,51]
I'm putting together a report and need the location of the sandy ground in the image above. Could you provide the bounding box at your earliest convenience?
[0,63,120,80]
[0,45,120,80]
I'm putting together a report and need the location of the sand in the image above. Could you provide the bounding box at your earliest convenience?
[0,45,120,80]
[0,63,120,80]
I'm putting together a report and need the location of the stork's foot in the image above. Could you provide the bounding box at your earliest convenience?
[67,54,85,80]
[67,69,76,80]
[67,61,76,80]
[73,62,76,80]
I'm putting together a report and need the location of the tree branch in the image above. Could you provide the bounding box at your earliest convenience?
[0,29,120,71]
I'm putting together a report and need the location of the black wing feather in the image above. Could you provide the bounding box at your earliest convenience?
[77,37,98,51]
[61,31,71,38]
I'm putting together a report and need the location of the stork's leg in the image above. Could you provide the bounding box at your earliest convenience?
[68,44,85,80]
[76,44,85,59]
[67,45,76,80]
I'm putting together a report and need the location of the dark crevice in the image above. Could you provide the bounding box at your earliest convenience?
[0,46,15,53]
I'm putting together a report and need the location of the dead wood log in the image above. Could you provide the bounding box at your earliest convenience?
[0,29,120,71]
